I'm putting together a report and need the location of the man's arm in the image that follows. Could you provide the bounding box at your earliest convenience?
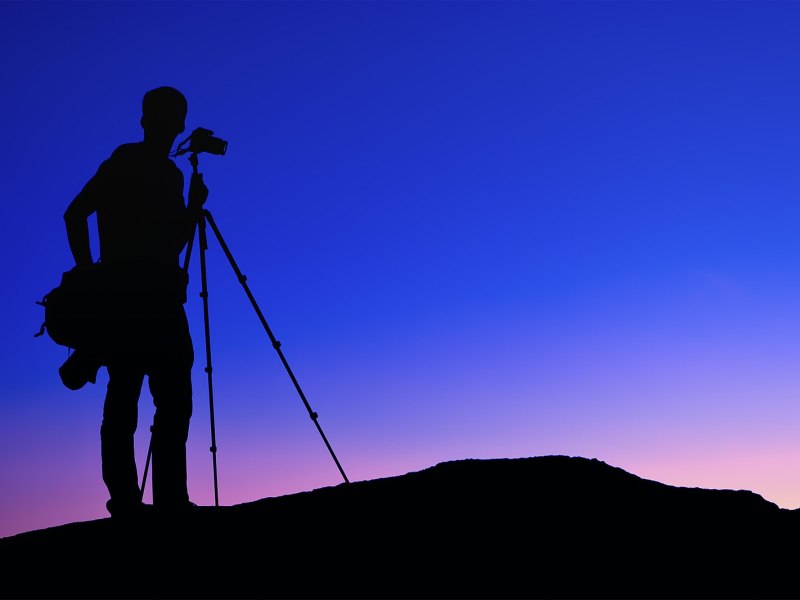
[64,213,93,267]
[183,171,208,243]
[64,163,108,267]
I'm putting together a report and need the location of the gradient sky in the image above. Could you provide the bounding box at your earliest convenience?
[4,0,800,539]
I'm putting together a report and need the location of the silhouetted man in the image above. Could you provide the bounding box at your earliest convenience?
[63,86,207,518]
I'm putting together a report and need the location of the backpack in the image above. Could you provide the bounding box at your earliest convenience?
[35,263,114,353]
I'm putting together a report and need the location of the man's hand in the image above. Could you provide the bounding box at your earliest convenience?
[188,172,209,209]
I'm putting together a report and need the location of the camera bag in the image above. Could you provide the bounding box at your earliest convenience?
[35,263,114,353]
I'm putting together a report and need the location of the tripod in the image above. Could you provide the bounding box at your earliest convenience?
[140,153,349,506]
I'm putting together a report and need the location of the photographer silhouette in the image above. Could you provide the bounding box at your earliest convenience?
[63,86,207,519]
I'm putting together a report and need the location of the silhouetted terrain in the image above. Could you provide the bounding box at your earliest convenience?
[3,455,799,599]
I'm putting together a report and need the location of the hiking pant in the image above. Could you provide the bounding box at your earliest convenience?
[100,306,194,508]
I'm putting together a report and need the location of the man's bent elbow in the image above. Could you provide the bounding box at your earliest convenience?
[63,204,82,224]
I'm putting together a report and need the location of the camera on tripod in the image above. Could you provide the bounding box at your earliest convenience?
[174,127,228,157]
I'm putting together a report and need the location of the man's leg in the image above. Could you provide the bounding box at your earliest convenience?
[149,308,194,509]
[149,363,193,508]
[102,364,145,514]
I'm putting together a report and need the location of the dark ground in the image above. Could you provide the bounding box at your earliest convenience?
[2,455,799,599]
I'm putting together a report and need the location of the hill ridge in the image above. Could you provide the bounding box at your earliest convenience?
[3,455,798,598]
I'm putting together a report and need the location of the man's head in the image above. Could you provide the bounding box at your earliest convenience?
[141,86,187,140]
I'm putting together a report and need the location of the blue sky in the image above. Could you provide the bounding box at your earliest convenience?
[4,0,800,538]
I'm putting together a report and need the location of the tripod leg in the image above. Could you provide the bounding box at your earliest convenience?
[140,425,154,501]
[182,228,196,273]
[182,154,201,273]
[198,215,221,506]
[201,209,349,484]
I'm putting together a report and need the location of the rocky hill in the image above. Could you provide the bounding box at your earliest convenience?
[3,455,799,599]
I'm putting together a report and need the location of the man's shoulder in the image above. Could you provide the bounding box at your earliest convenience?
[108,142,144,161]
[98,142,142,171]
[105,143,182,176]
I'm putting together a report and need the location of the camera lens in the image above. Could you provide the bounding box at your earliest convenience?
[209,137,228,155]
